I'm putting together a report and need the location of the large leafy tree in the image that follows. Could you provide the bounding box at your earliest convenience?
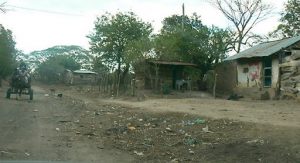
[155,14,231,72]
[211,0,273,53]
[88,12,153,82]
[37,55,80,83]
[270,0,300,38]
[0,24,16,86]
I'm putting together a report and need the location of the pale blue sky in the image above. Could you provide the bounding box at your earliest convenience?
[0,0,285,53]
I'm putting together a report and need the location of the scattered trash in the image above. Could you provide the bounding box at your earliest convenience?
[183,118,206,126]
[184,137,198,146]
[25,152,30,156]
[44,94,49,97]
[58,120,71,123]
[74,120,80,123]
[188,149,195,154]
[246,139,264,145]
[0,151,10,154]
[33,109,38,112]
[166,127,172,132]
[55,128,60,131]
[128,126,136,131]
[179,129,185,134]
[202,125,213,133]
[189,150,195,154]
[84,132,97,136]
[133,150,144,156]
[138,119,143,122]
[170,158,179,163]
[194,118,206,124]
[75,131,81,134]
[144,123,151,127]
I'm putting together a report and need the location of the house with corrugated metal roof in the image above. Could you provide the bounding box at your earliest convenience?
[225,36,300,99]
[72,69,98,85]
[134,60,198,91]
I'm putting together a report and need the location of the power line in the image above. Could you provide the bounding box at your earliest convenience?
[0,2,7,13]
[6,4,84,16]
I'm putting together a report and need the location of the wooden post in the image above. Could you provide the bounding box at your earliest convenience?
[213,73,218,99]
[131,78,136,96]
[116,73,121,97]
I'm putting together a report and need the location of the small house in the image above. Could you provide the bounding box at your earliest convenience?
[72,69,98,85]
[225,36,300,99]
[135,60,198,90]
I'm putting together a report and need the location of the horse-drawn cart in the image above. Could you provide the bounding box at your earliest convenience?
[6,68,33,100]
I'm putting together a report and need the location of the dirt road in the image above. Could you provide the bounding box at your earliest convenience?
[0,86,134,162]
[102,97,300,128]
[1,84,300,162]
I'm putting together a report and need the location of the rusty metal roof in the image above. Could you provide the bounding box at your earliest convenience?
[73,69,97,74]
[225,36,300,60]
[148,60,197,66]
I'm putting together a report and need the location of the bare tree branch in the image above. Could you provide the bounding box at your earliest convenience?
[211,0,273,53]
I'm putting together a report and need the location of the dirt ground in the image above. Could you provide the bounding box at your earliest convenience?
[1,83,300,162]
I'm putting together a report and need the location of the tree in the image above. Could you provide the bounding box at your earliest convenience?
[124,36,154,68]
[155,14,231,72]
[88,11,153,87]
[212,0,273,53]
[270,0,300,38]
[37,55,80,83]
[0,24,16,86]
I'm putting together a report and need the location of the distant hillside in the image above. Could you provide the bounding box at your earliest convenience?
[17,45,93,71]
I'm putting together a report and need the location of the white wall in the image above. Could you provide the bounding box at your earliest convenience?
[237,61,262,88]
[271,58,279,88]
[237,59,279,88]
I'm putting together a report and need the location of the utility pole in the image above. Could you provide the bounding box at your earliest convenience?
[182,3,185,31]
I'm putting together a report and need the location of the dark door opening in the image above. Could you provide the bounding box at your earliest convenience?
[263,58,272,87]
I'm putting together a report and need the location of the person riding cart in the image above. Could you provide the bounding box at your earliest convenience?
[17,61,30,86]
[6,61,33,100]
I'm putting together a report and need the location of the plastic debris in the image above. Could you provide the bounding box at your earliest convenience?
[246,139,264,145]
[55,128,60,131]
[166,127,172,132]
[128,126,136,131]
[202,125,213,133]
[184,137,198,146]
[134,150,144,156]
[194,118,206,124]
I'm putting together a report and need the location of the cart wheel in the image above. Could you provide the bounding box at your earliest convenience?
[6,88,11,99]
[29,89,33,100]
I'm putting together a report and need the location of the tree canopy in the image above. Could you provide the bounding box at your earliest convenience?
[270,0,300,38]
[155,14,231,72]
[88,12,153,73]
[0,24,16,84]
[37,55,80,83]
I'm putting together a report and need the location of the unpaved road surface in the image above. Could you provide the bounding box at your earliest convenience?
[0,85,134,162]
[1,84,300,162]
[102,97,300,128]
